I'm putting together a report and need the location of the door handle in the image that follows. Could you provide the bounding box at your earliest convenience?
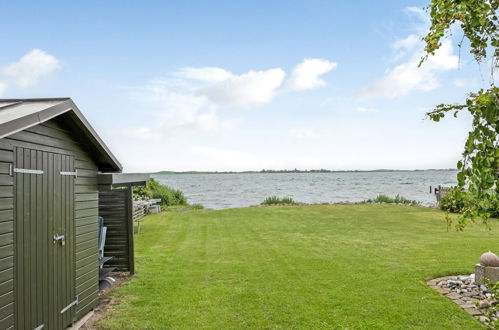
[53,234,66,246]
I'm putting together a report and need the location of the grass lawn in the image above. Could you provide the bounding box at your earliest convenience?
[98,204,499,329]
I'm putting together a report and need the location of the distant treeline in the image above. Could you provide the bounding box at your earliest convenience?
[154,168,457,175]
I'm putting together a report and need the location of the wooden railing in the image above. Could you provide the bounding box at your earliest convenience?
[132,199,161,233]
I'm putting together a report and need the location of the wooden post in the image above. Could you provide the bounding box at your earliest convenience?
[126,185,135,274]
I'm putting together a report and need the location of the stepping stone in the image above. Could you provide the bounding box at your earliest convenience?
[427,279,438,286]
[435,288,449,294]
[460,303,475,309]
[451,299,465,305]
[447,292,461,300]
[464,307,482,316]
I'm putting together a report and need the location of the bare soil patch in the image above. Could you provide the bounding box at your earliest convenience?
[79,272,133,330]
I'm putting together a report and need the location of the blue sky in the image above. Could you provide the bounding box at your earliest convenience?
[0,1,490,172]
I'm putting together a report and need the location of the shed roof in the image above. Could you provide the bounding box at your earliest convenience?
[0,98,122,172]
[98,173,150,189]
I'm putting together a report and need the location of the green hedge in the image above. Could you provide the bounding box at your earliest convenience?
[133,178,187,206]
[439,187,499,218]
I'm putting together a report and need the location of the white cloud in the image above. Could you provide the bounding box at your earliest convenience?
[392,34,420,60]
[393,34,420,52]
[196,68,286,107]
[122,58,335,140]
[291,128,319,139]
[175,59,336,108]
[135,82,232,137]
[2,49,60,87]
[177,67,232,83]
[360,6,459,100]
[285,58,337,91]
[360,40,458,100]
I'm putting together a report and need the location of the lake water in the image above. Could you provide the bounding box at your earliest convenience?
[153,170,458,209]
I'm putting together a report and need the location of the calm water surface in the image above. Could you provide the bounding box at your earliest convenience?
[153,170,457,209]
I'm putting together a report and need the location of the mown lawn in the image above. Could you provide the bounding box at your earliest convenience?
[98,204,499,329]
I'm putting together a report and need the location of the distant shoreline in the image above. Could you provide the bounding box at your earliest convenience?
[152,169,457,175]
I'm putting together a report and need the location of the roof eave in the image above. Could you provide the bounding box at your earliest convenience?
[65,99,123,172]
[0,98,123,172]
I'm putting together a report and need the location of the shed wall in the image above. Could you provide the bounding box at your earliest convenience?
[0,117,101,328]
[98,189,134,273]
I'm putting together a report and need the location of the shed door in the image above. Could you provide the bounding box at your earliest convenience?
[14,148,75,330]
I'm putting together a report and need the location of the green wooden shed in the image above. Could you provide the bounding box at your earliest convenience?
[0,98,146,330]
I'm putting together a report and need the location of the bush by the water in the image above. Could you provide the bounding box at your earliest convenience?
[363,194,420,206]
[261,196,297,205]
[439,187,499,218]
[133,178,187,206]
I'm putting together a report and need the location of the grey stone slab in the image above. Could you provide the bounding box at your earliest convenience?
[464,307,483,316]
[475,264,499,285]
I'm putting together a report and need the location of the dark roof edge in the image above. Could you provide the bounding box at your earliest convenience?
[0,97,71,102]
[66,99,123,172]
[98,173,149,186]
[0,98,122,172]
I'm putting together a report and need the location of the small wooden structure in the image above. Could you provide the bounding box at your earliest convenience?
[98,174,148,273]
[0,98,147,329]
[132,199,160,234]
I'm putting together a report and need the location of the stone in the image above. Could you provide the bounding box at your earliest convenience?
[447,292,461,300]
[480,251,499,267]
[427,279,438,286]
[452,299,465,305]
[461,303,475,309]
[464,307,483,316]
[479,300,490,309]
[479,316,488,323]
[435,287,449,294]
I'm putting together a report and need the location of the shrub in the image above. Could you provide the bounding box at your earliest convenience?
[261,196,297,205]
[440,187,498,218]
[438,188,469,213]
[133,178,187,206]
[363,194,420,206]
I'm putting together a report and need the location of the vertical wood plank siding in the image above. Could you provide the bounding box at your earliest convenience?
[14,149,76,329]
[98,189,134,272]
[0,144,13,329]
[0,117,101,328]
